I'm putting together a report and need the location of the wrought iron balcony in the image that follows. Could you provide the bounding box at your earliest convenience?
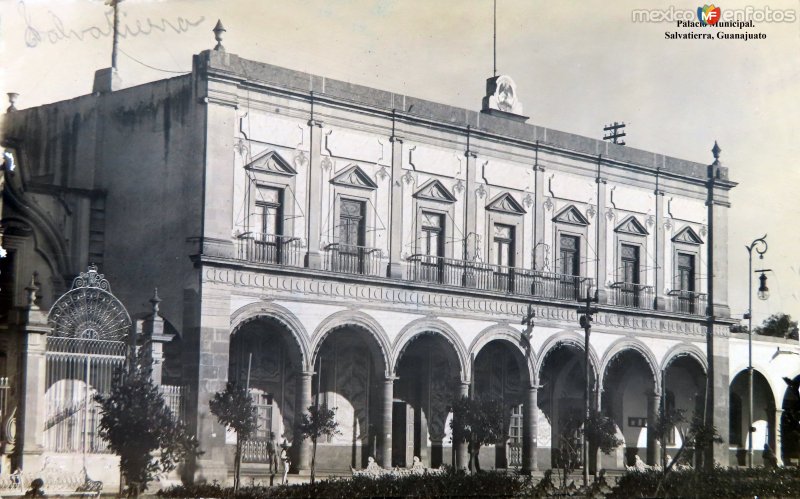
[406,254,591,302]
[667,290,708,315]
[609,282,655,310]
[324,243,384,277]
[236,233,304,267]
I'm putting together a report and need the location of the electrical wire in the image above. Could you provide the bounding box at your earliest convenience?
[118,47,190,74]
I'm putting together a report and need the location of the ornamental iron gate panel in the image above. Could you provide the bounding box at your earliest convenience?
[44,266,132,454]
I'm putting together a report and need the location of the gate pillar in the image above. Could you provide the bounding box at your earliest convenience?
[18,278,48,472]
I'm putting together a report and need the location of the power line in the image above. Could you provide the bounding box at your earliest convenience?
[118,47,190,74]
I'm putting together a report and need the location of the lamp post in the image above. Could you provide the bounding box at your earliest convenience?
[745,235,769,468]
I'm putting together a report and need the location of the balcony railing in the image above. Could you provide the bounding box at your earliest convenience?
[609,282,655,310]
[667,290,708,315]
[229,238,707,317]
[324,243,384,277]
[236,233,304,267]
[406,254,591,302]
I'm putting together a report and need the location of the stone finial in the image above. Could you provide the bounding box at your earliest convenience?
[213,20,226,51]
[149,288,161,316]
[712,141,721,161]
[7,93,18,113]
[24,274,39,309]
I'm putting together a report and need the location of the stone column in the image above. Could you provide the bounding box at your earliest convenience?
[18,282,48,472]
[455,381,470,470]
[522,385,539,472]
[379,376,395,467]
[305,119,324,269]
[646,391,661,465]
[773,408,784,466]
[295,371,314,471]
[388,135,404,278]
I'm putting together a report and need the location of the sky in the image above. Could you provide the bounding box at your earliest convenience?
[1,0,798,327]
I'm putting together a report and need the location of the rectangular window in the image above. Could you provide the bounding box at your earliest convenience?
[492,224,515,292]
[558,234,581,300]
[339,199,366,248]
[618,244,641,307]
[509,404,523,445]
[493,224,514,268]
[419,212,445,283]
[335,199,368,274]
[559,234,580,276]
[677,253,695,292]
[675,252,697,314]
[256,186,282,235]
[621,244,640,284]
[253,187,283,264]
[421,212,444,258]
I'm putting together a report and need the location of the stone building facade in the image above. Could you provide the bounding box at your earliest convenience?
[0,44,798,487]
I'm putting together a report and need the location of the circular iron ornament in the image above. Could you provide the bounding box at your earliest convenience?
[47,266,131,342]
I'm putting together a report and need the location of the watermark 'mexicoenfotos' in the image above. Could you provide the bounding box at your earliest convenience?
[632,4,797,41]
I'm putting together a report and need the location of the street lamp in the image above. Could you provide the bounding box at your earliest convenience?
[745,235,769,468]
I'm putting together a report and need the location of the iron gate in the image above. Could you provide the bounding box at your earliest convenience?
[44,266,131,454]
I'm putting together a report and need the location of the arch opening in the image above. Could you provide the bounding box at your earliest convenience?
[312,325,389,470]
[394,332,462,469]
[728,369,775,467]
[538,342,598,470]
[473,340,530,469]
[228,317,305,465]
[601,349,657,468]
[661,355,707,468]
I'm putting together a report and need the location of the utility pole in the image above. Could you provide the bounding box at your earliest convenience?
[521,304,536,473]
[577,293,598,488]
[108,0,122,70]
[602,122,626,145]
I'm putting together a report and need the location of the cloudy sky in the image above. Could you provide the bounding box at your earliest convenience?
[2,0,798,326]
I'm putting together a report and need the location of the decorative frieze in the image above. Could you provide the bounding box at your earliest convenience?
[202,267,728,338]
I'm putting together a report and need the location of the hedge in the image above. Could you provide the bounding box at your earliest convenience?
[609,467,800,499]
[158,471,536,499]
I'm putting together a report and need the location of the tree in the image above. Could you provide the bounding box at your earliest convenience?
[297,404,339,484]
[450,395,506,474]
[651,406,723,497]
[209,382,258,491]
[755,313,799,340]
[557,410,622,486]
[94,363,200,497]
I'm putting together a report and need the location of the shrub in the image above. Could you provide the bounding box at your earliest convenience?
[95,360,200,497]
[158,471,534,498]
[609,467,800,499]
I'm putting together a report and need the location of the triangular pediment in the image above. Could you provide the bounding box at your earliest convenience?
[615,216,649,236]
[413,179,456,203]
[553,205,589,226]
[486,192,526,215]
[244,150,297,176]
[672,226,703,245]
[330,164,378,190]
